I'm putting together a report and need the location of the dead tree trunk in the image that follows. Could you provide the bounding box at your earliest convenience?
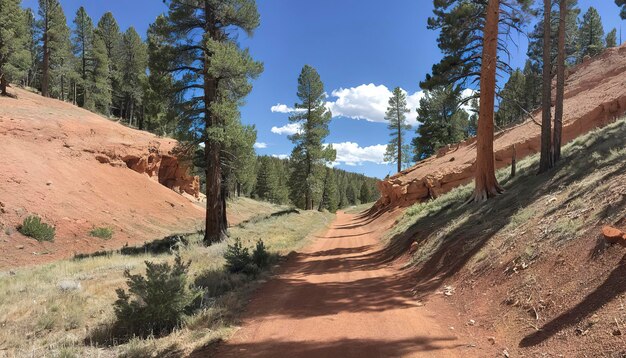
[469,0,503,202]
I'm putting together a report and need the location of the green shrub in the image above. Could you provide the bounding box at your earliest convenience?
[224,238,257,275]
[113,255,200,337]
[19,215,55,242]
[252,239,270,269]
[90,227,113,240]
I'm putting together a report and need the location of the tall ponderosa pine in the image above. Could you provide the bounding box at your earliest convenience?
[144,16,177,136]
[38,0,72,98]
[96,12,122,115]
[538,0,553,173]
[288,65,336,210]
[423,0,531,202]
[412,86,468,161]
[554,0,568,164]
[153,1,263,244]
[578,7,605,60]
[0,0,30,96]
[119,27,147,126]
[471,0,503,201]
[383,87,411,173]
[72,7,95,107]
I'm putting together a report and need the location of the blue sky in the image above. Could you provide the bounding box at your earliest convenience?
[22,0,625,178]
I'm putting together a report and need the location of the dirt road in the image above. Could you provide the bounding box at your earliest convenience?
[212,211,467,357]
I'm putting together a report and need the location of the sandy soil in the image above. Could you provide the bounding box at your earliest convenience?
[207,211,488,358]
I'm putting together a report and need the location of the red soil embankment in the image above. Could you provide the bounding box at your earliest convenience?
[377,44,626,208]
[0,88,204,269]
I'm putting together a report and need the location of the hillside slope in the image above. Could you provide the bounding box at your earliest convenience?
[377,43,626,208]
[382,117,626,356]
[0,88,205,268]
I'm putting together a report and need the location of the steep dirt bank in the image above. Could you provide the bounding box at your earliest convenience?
[381,119,626,356]
[0,88,204,269]
[377,43,626,208]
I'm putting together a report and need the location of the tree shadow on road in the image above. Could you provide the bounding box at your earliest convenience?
[194,336,466,358]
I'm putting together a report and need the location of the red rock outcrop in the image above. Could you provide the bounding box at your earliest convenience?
[376,43,626,209]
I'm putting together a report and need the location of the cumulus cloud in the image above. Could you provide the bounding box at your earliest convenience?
[270,103,305,113]
[272,154,290,160]
[271,123,301,135]
[272,85,477,127]
[254,142,267,149]
[328,141,388,166]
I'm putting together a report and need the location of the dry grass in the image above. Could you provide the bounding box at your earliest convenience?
[0,200,334,357]
[389,116,626,271]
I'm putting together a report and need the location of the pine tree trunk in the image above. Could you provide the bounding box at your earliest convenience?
[554,0,566,163]
[539,0,553,173]
[397,122,402,173]
[470,0,503,202]
[61,75,65,101]
[203,20,227,244]
[0,75,8,96]
[42,29,50,97]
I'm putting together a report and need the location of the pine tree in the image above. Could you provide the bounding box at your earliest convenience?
[527,0,580,68]
[153,1,263,244]
[255,156,279,202]
[119,27,147,126]
[522,59,542,112]
[412,86,468,161]
[91,34,111,113]
[496,69,527,128]
[319,168,338,212]
[538,0,553,174]
[383,87,411,173]
[288,65,336,210]
[72,6,95,108]
[144,16,177,135]
[38,0,72,98]
[346,183,357,206]
[25,8,39,89]
[224,123,257,197]
[578,7,605,60]
[606,28,617,48]
[0,0,30,96]
[359,181,371,205]
[554,0,568,164]
[423,0,531,202]
[618,0,626,19]
[96,12,122,115]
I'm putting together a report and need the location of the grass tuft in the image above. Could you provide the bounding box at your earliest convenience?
[19,215,55,242]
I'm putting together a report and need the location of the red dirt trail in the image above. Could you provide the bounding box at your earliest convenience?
[209,211,474,358]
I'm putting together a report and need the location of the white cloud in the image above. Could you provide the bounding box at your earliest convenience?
[272,154,290,160]
[271,104,293,113]
[271,123,301,135]
[328,141,388,166]
[272,84,476,127]
[254,142,268,149]
[270,103,305,114]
